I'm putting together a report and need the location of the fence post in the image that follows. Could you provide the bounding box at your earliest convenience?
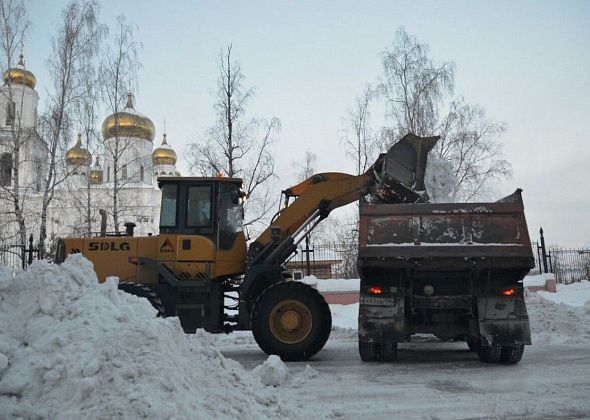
[304,236,311,276]
[27,234,34,266]
[540,228,548,273]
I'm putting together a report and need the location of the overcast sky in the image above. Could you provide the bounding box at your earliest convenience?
[24,0,590,246]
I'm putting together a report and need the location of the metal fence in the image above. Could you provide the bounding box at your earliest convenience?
[0,235,40,269]
[286,242,358,279]
[531,241,590,284]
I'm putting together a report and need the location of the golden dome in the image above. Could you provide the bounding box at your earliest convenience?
[90,158,103,184]
[3,54,36,89]
[65,133,92,166]
[102,93,155,142]
[152,133,177,165]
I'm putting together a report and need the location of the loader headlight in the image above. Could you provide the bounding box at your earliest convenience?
[424,284,434,296]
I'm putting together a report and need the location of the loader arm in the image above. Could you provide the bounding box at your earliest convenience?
[247,133,439,268]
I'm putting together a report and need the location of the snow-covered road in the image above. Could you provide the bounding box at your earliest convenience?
[219,331,590,419]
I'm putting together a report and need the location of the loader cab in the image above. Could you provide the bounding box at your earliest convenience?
[158,176,245,251]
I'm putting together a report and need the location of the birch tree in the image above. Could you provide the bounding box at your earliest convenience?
[187,45,280,233]
[37,0,105,257]
[99,15,140,232]
[341,85,377,175]
[378,27,510,201]
[0,0,30,248]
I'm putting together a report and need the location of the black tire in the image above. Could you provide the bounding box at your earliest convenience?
[251,281,332,361]
[359,340,398,362]
[118,282,165,316]
[500,345,525,364]
[476,341,502,363]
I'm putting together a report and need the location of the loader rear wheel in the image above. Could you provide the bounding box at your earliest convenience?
[500,345,525,364]
[118,282,165,316]
[475,341,502,363]
[359,340,398,362]
[251,281,332,361]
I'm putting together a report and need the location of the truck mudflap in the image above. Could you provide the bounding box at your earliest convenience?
[477,295,531,346]
[358,294,407,342]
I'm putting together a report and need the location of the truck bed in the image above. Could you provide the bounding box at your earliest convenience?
[358,189,535,271]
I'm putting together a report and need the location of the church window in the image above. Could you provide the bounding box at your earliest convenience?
[0,153,12,186]
[5,101,15,126]
[140,165,144,182]
[107,166,110,182]
[122,164,128,180]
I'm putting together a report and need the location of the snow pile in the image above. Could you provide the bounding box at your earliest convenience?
[251,355,288,387]
[523,273,555,287]
[0,255,300,419]
[425,153,456,203]
[537,280,590,307]
[300,276,360,293]
[291,364,319,388]
[526,290,590,344]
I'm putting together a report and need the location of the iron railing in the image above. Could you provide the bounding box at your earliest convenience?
[0,235,40,269]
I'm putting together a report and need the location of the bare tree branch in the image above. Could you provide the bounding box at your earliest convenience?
[187,45,280,235]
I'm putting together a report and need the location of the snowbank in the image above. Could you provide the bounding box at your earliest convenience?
[301,276,359,293]
[252,355,288,387]
[0,255,300,419]
[537,280,590,307]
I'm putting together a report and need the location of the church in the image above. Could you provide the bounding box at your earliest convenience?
[0,54,180,245]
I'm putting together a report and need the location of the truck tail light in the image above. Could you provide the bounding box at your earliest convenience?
[368,286,383,295]
[501,288,516,296]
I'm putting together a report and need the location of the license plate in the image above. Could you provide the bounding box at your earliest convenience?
[360,296,397,306]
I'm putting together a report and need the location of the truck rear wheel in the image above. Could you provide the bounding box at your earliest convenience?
[251,281,332,361]
[118,282,165,316]
[500,345,525,364]
[359,340,398,362]
[475,342,502,363]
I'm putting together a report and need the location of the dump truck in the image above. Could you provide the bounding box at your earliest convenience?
[357,189,535,364]
[56,134,436,361]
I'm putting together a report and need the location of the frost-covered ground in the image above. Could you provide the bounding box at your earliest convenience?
[1,257,589,419]
[218,280,590,419]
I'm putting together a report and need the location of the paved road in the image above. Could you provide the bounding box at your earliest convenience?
[219,332,590,419]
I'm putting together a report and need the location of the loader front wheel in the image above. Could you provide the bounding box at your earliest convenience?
[251,281,332,361]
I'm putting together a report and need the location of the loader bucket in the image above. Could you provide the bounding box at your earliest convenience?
[373,133,439,203]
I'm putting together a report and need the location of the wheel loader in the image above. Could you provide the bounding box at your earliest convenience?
[55,133,436,360]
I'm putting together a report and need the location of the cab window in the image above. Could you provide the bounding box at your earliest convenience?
[186,185,212,227]
[160,183,178,227]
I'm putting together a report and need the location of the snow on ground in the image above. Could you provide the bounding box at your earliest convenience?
[0,256,303,419]
[218,281,590,419]
[538,279,590,307]
[523,272,554,287]
[301,276,360,293]
[2,257,589,419]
